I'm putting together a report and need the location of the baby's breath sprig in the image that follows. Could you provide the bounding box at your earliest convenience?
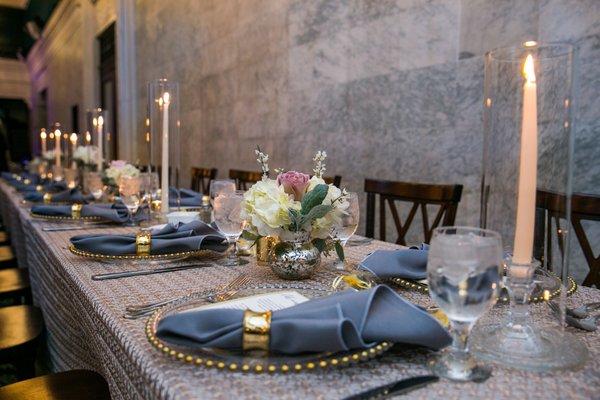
[255,145,270,178]
[313,150,327,178]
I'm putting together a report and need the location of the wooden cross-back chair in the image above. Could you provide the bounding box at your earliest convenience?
[323,175,342,188]
[535,190,600,287]
[364,179,463,245]
[229,169,262,191]
[190,167,218,194]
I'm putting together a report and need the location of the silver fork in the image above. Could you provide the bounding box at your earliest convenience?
[123,273,250,318]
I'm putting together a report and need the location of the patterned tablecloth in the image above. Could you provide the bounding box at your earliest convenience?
[0,180,598,399]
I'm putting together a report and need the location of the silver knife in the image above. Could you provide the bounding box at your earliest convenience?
[91,263,210,281]
[43,225,115,232]
[342,375,439,400]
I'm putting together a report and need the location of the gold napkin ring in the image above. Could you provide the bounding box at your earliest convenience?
[135,231,152,256]
[71,203,83,219]
[36,185,43,192]
[242,310,272,352]
[43,193,52,203]
[23,178,31,185]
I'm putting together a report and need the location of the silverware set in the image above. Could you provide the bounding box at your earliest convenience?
[123,273,250,319]
[92,262,212,281]
[549,301,600,332]
[43,224,115,232]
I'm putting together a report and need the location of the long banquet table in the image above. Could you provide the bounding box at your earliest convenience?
[0,179,599,399]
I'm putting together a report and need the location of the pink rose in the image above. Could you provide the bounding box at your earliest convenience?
[277,171,310,200]
[110,160,127,169]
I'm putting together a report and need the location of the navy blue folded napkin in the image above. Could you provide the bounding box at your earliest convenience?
[31,202,141,223]
[169,187,202,207]
[18,180,67,193]
[156,284,450,355]
[358,244,429,280]
[25,188,93,203]
[70,220,227,256]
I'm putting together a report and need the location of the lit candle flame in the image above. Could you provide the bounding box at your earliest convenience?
[97,116,104,126]
[163,92,170,106]
[523,54,536,83]
[40,129,47,139]
[92,117,97,127]
[85,131,91,142]
[70,132,78,144]
[49,131,54,139]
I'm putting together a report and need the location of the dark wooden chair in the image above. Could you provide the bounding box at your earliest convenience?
[535,190,600,287]
[0,370,111,400]
[0,268,31,305]
[0,305,43,380]
[0,245,16,269]
[323,175,342,188]
[190,167,218,194]
[0,230,9,245]
[364,179,463,245]
[229,169,262,190]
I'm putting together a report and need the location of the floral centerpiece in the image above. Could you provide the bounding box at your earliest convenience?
[72,145,101,170]
[103,160,140,187]
[241,147,348,279]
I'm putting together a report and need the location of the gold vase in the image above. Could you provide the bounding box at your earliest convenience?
[256,236,279,265]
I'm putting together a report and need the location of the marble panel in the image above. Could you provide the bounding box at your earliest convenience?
[538,0,600,42]
[459,0,539,59]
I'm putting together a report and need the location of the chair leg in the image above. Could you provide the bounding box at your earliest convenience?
[14,356,36,380]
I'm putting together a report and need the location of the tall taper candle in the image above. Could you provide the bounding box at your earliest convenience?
[40,129,47,154]
[97,115,104,171]
[54,129,61,167]
[160,92,170,214]
[513,54,537,265]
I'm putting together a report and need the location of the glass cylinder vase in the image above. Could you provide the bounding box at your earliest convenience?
[148,79,180,216]
[472,42,588,371]
[87,108,111,172]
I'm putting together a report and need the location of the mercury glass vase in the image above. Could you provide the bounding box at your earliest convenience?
[269,232,321,280]
[471,42,588,371]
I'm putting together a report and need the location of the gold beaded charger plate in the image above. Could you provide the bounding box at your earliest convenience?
[30,211,103,222]
[146,284,392,373]
[389,268,577,304]
[68,243,217,261]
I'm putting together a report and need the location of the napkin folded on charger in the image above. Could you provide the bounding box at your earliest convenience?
[25,188,94,203]
[18,180,67,193]
[156,284,450,355]
[31,202,142,223]
[70,220,228,256]
[358,244,429,281]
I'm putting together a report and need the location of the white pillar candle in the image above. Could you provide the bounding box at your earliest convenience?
[70,133,78,168]
[54,129,61,168]
[96,116,104,171]
[40,129,47,154]
[160,92,170,214]
[513,54,537,265]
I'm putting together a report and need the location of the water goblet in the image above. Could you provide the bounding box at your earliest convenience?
[86,172,104,201]
[331,192,360,270]
[209,179,236,206]
[119,175,141,226]
[139,172,159,224]
[213,191,248,266]
[427,226,502,382]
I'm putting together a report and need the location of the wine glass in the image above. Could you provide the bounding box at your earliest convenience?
[427,226,502,381]
[86,172,104,201]
[119,175,141,225]
[209,179,236,206]
[331,192,359,270]
[213,191,248,266]
[139,172,159,225]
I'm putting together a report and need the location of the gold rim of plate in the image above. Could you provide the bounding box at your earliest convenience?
[390,274,577,304]
[145,288,392,373]
[30,211,102,222]
[69,243,215,260]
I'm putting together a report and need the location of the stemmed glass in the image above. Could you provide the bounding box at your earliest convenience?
[213,191,249,266]
[427,226,502,381]
[118,175,141,226]
[209,179,236,206]
[86,172,104,201]
[139,172,159,224]
[331,192,360,270]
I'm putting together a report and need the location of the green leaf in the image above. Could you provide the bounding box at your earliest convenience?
[312,238,326,253]
[300,204,333,225]
[241,230,260,242]
[300,184,329,215]
[334,240,345,261]
[288,208,301,231]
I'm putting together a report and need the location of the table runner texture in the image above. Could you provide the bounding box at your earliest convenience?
[1,180,599,399]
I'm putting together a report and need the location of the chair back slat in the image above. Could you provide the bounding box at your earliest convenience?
[364,179,463,245]
[535,190,600,287]
[190,167,218,194]
[229,169,262,191]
